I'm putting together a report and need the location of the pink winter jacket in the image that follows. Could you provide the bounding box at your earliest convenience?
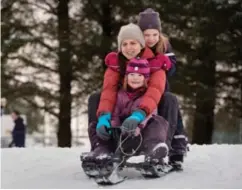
[111,88,157,129]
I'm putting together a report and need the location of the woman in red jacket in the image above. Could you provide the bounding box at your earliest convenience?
[87,23,179,159]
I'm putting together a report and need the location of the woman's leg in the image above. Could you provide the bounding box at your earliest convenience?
[158,92,179,149]
[88,92,101,125]
[158,92,188,165]
[169,109,188,163]
[87,92,101,151]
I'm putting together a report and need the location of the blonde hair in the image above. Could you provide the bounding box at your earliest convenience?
[156,33,169,53]
[123,76,148,91]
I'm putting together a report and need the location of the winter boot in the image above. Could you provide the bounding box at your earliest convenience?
[169,154,184,171]
[93,144,113,161]
[81,143,113,162]
[81,142,114,177]
[144,142,169,165]
[125,142,170,177]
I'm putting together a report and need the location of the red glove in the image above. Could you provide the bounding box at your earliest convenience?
[156,53,172,71]
[104,52,119,71]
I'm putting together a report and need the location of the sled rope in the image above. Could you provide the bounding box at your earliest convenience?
[110,130,143,174]
[111,156,126,175]
[115,130,143,157]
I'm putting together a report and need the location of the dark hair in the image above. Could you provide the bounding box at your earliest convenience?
[12,110,20,116]
[117,53,128,80]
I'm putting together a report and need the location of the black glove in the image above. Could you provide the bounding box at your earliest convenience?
[96,126,111,141]
[121,119,139,135]
[121,110,146,135]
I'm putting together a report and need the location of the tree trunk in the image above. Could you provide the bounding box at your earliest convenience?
[192,82,216,144]
[192,45,216,144]
[100,1,112,70]
[57,0,72,147]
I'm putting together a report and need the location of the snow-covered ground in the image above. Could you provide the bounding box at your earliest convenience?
[1,144,242,189]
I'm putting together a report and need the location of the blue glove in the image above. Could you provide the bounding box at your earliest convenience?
[96,113,111,140]
[96,113,111,129]
[121,110,146,135]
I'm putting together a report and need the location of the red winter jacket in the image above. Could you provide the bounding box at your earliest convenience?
[97,47,170,116]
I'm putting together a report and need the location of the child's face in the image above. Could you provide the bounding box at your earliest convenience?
[143,29,160,48]
[121,39,142,60]
[127,73,145,89]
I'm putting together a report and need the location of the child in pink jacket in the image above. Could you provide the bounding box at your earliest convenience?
[95,58,178,164]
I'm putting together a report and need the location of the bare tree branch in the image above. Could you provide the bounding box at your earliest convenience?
[25,1,57,15]
[8,55,57,73]
[22,97,58,117]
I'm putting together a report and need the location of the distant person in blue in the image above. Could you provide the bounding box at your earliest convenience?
[9,110,26,148]
[1,105,4,116]
[1,98,7,116]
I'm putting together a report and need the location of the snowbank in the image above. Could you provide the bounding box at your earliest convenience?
[1,144,242,188]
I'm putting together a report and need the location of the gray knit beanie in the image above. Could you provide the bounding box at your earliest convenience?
[117,23,145,51]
